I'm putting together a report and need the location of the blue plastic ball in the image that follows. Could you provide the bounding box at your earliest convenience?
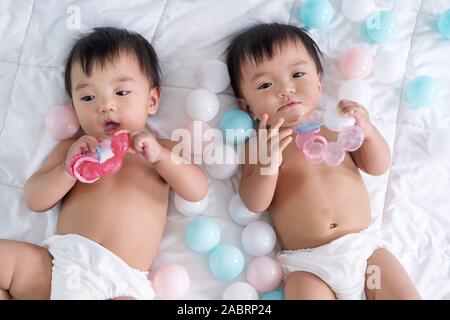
[365,11,397,43]
[298,0,335,30]
[261,290,285,300]
[219,108,254,144]
[208,244,244,281]
[405,76,439,109]
[438,9,450,40]
[185,217,221,253]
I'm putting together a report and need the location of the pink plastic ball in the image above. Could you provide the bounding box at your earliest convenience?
[153,264,190,299]
[246,256,282,293]
[339,47,374,79]
[45,105,80,140]
[181,120,212,155]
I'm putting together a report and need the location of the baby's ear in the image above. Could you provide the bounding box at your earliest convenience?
[148,87,161,115]
[317,72,323,92]
[237,98,256,120]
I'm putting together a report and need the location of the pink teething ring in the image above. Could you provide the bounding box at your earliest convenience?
[302,135,328,164]
[72,156,102,183]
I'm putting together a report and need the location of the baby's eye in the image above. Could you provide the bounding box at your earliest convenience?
[81,95,95,102]
[116,90,130,96]
[257,82,272,90]
[293,72,305,78]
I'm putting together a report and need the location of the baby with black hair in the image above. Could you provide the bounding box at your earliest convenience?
[0,27,207,300]
[227,23,419,300]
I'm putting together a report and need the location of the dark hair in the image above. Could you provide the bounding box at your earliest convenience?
[64,27,161,99]
[226,23,323,98]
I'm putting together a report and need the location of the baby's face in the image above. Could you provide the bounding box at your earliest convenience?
[70,52,160,138]
[238,40,322,128]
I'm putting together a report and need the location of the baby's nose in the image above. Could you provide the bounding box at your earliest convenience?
[99,104,116,113]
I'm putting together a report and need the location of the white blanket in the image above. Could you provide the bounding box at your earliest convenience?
[0,0,449,299]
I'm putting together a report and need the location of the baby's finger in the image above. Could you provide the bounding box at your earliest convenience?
[279,136,293,153]
[259,113,268,129]
[268,117,285,139]
[271,117,285,131]
[277,129,293,143]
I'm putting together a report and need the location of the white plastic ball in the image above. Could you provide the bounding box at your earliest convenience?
[174,193,208,216]
[228,193,262,226]
[323,103,356,132]
[338,79,372,107]
[185,89,220,122]
[222,282,259,300]
[241,221,277,256]
[342,0,374,22]
[427,129,450,163]
[373,51,405,84]
[204,144,239,179]
[197,60,231,93]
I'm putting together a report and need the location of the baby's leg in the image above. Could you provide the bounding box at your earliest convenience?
[365,248,420,300]
[0,240,52,299]
[284,271,336,300]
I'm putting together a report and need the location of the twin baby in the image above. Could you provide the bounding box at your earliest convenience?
[0,24,420,300]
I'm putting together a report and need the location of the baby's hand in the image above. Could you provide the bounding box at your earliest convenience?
[130,130,163,163]
[258,113,293,173]
[338,100,375,138]
[64,135,101,172]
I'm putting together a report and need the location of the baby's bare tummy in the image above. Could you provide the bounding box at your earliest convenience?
[271,144,371,250]
[57,155,169,271]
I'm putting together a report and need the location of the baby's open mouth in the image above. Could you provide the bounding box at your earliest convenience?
[103,120,121,135]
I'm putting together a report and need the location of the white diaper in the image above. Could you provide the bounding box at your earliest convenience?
[277,230,383,300]
[43,234,155,300]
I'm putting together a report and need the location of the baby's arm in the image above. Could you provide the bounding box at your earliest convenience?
[351,126,391,176]
[339,100,391,175]
[239,115,292,213]
[131,131,208,202]
[239,152,279,213]
[23,139,77,212]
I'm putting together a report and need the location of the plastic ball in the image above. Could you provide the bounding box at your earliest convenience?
[209,244,245,281]
[323,103,356,132]
[241,221,276,256]
[222,282,259,300]
[246,256,283,293]
[298,0,335,29]
[185,89,220,122]
[405,76,439,109]
[197,60,231,93]
[339,47,373,79]
[204,143,239,179]
[342,0,374,22]
[185,217,221,253]
[323,142,345,166]
[427,129,450,163]
[438,9,450,40]
[261,290,285,300]
[181,120,212,155]
[153,264,190,299]
[373,51,405,84]
[365,11,397,43]
[338,79,372,107]
[338,125,365,151]
[45,105,80,140]
[228,193,261,226]
[174,193,208,217]
[219,108,254,144]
